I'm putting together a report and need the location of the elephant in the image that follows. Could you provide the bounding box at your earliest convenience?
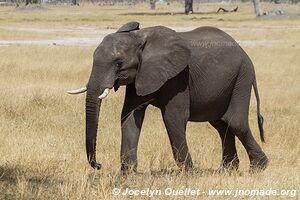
[67,21,269,173]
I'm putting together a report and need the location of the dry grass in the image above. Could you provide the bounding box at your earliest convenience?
[0,3,299,199]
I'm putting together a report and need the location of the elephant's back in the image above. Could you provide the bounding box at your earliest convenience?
[178,26,243,58]
[178,26,238,45]
[178,27,246,121]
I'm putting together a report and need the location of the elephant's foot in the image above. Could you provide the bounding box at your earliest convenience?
[217,157,240,174]
[216,166,243,176]
[90,161,102,170]
[119,170,140,179]
[224,157,240,170]
[120,162,138,175]
[176,158,194,172]
[249,155,269,173]
[178,165,194,173]
[115,170,143,187]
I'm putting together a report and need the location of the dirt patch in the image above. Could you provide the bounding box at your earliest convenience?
[0,37,103,46]
[15,4,49,12]
[0,25,293,47]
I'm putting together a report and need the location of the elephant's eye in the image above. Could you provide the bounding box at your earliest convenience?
[116,60,123,68]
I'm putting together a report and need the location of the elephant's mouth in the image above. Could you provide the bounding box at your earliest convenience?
[114,75,131,92]
[114,79,120,92]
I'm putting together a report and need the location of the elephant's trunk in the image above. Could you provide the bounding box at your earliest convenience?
[85,90,102,170]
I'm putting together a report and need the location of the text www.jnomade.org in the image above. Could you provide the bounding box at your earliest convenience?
[112,187,297,198]
[189,40,238,48]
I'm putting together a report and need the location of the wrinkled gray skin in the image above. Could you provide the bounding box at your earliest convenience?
[79,22,268,172]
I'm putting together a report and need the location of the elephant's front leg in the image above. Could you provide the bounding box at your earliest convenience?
[121,107,146,172]
[120,85,149,173]
[159,85,193,170]
[163,114,193,170]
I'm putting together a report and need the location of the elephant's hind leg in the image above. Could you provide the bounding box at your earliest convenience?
[226,122,268,172]
[222,64,268,172]
[210,120,239,171]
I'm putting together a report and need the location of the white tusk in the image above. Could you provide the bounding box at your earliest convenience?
[98,88,110,99]
[67,86,87,94]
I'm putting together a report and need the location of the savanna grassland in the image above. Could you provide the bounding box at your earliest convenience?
[0,2,299,199]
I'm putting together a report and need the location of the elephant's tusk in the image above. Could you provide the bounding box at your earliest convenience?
[67,86,87,94]
[98,88,110,99]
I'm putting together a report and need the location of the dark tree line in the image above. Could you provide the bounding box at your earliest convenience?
[11,0,298,17]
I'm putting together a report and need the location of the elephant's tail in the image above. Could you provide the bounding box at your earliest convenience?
[253,76,265,143]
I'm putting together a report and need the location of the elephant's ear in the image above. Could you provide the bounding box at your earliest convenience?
[117,21,140,33]
[135,26,191,96]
